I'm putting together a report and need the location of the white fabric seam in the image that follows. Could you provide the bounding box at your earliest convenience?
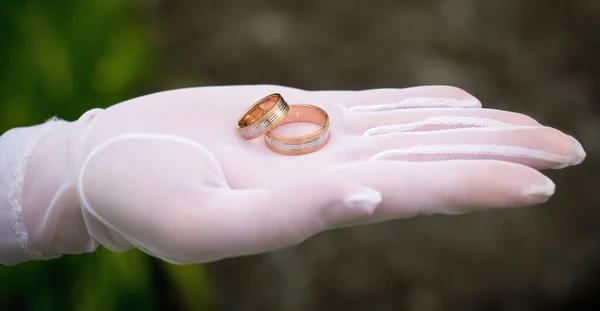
[363,117,521,136]
[365,124,544,136]
[350,96,481,112]
[371,145,568,163]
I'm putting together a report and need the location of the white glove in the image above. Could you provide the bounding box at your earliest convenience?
[0,84,585,265]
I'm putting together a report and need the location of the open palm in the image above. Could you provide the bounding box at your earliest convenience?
[75,84,585,264]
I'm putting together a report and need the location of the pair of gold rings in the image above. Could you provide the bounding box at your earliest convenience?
[237,93,330,155]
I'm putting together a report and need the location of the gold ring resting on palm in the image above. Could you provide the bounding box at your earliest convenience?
[264,104,330,156]
[237,93,289,140]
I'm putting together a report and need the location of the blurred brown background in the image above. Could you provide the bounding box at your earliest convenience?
[1,0,598,310]
[150,0,600,310]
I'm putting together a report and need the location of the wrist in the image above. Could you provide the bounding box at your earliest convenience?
[23,117,100,260]
[0,118,71,264]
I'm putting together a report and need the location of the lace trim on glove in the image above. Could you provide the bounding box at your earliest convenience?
[7,117,61,259]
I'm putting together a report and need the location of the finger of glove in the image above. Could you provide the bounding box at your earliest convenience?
[316,85,482,110]
[346,126,585,169]
[340,108,541,136]
[169,177,381,262]
[328,160,555,226]
[78,133,230,263]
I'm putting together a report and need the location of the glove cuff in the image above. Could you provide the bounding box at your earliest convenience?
[0,118,63,265]
[0,113,103,266]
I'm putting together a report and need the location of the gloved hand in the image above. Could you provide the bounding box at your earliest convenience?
[0,84,585,265]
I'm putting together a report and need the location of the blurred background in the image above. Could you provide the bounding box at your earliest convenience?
[0,0,598,310]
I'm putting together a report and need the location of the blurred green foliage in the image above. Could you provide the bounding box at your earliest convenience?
[0,0,152,131]
[0,1,215,310]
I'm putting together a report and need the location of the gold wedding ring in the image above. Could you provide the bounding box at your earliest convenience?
[264,105,330,155]
[237,94,331,155]
[237,93,289,140]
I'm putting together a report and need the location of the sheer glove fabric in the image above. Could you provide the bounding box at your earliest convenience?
[0,85,586,265]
